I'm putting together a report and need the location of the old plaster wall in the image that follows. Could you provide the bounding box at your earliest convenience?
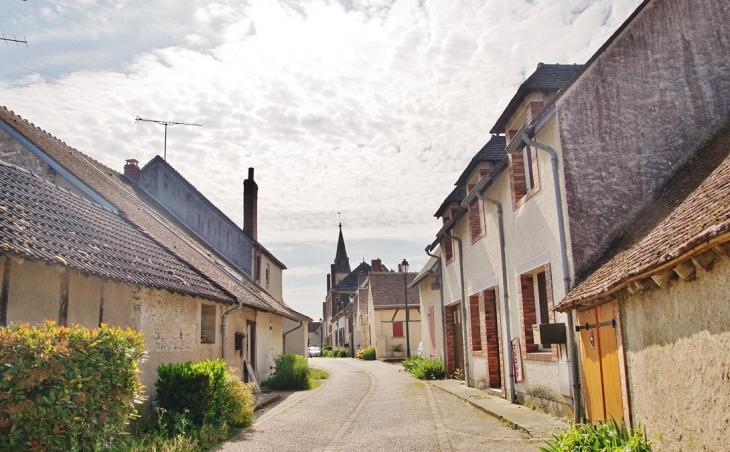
[259,252,283,302]
[417,273,443,359]
[0,127,88,200]
[6,258,63,326]
[254,311,283,381]
[139,160,253,276]
[621,257,730,451]
[283,317,307,356]
[556,0,730,278]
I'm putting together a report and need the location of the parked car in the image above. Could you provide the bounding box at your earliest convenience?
[307,346,321,358]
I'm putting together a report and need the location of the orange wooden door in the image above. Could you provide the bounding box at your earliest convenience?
[597,303,623,423]
[578,308,604,421]
[578,303,624,423]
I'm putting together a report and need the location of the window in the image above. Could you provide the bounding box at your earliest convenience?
[509,146,540,209]
[393,321,404,337]
[443,207,459,263]
[518,266,556,359]
[468,294,481,352]
[265,263,271,289]
[201,304,216,344]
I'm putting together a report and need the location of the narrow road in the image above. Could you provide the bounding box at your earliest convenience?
[216,358,544,451]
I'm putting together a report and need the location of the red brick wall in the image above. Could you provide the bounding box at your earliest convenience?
[445,306,456,375]
[483,289,501,388]
[469,295,481,352]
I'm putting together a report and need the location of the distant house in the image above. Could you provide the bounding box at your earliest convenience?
[365,272,421,359]
[411,256,442,360]
[307,321,322,347]
[0,106,309,389]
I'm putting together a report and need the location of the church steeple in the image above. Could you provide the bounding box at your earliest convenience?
[334,222,351,274]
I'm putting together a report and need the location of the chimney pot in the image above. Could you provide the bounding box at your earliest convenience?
[371,258,382,273]
[124,159,140,183]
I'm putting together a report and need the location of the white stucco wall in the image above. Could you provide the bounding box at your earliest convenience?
[283,317,307,356]
[418,272,444,360]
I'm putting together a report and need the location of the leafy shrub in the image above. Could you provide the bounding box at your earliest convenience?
[392,343,404,353]
[539,418,653,452]
[402,355,426,371]
[155,359,254,432]
[0,321,146,451]
[411,358,446,380]
[357,347,376,360]
[334,347,349,358]
[262,354,311,390]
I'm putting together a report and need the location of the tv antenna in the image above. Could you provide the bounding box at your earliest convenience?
[135,117,202,161]
[1,34,28,46]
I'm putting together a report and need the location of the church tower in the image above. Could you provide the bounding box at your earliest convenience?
[331,223,351,286]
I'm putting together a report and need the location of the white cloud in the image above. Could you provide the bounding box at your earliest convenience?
[0,0,643,319]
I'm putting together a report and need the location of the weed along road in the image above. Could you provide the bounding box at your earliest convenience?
[215,358,547,451]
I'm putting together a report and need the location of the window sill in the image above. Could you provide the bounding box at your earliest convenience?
[470,232,486,245]
[512,186,542,211]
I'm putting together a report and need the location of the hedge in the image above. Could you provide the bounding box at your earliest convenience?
[0,321,146,451]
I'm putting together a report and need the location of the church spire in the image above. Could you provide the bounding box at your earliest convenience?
[334,222,351,274]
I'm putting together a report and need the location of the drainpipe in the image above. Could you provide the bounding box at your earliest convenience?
[475,192,516,404]
[425,246,447,361]
[444,232,471,387]
[283,320,303,355]
[221,298,244,360]
[520,124,581,424]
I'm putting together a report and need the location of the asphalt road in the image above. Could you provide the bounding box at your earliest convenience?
[215,358,544,451]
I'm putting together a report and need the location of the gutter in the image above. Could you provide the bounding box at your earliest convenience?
[425,246,448,362]
[283,320,304,355]
[221,298,244,360]
[509,123,581,424]
[443,232,471,387]
[474,191,516,404]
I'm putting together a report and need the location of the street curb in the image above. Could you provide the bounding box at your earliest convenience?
[254,394,281,411]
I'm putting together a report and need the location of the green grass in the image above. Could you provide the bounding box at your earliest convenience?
[310,368,329,380]
[538,418,653,452]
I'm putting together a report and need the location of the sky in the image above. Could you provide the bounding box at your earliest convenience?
[0,0,642,321]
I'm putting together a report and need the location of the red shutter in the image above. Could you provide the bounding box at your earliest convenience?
[393,322,404,337]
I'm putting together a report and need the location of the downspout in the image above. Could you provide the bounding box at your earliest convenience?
[520,124,581,424]
[444,232,471,387]
[221,298,244,360]
[283,320,303,355]
[425,245,448,363]
[475,192,516,404]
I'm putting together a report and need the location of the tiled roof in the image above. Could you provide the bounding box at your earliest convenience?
[369,272,420,309]
[489,63,583,134]
[332,261,371,291]
[434,185,466,218]
[308,322,321,333]
[333,225,351,274]
[0,106,308,320]
[409,256,439,288]
[454,135,506,186]
[558,125,730,311]
[0,160,232,303]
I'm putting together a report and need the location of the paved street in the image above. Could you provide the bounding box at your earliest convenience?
[216,358,548,451]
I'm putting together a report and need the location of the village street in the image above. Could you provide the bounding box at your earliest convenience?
[216,359,547,452]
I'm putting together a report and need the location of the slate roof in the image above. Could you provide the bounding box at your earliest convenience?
[333,225,351,274]
[141,156,286,270]
[0,160,232,303]
[434,185,466,218]
[558,125,730,311]
[308,322,321,333]
[369,272,420,309]
[0,106,308,321]
[489,63,583,134]
[332,261,371,291]
[454,135,506,187]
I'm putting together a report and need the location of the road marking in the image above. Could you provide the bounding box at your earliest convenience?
[324,368,377,451]
[424,381,453,452]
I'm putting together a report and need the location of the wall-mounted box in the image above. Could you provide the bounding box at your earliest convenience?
[533,323,567,345]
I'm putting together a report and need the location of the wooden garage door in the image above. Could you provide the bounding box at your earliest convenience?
[577,303,623,423]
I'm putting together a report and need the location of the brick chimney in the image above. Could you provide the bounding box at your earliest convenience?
[327,274,331,292]
[371,258,382,273]
[124,159,140,183]
[243,168,258,240]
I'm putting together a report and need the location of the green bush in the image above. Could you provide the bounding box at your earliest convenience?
[539,418,652,452]
[411,358,446,380]
[334,347,349,358]
[262,354,311,390]
[402,355,426,371]
[155,359,254,432]
[357,347,376,360]
[0,320,146,451]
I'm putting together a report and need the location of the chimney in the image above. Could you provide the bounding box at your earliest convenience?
[330,264,336,284]
[371,259,382,273]
[124,159,140,183]
[243,168,258,240]
[327,274,331,292]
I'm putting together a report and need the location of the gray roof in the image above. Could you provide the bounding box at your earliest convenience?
[454,135,507,186]
[0,160,232,303]
[434,185,466,218]
[332,261,371,291]
[490,63,583,134]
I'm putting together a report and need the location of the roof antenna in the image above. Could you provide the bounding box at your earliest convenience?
[135,117,202,161]
[338,211,342,228]
[1,34,28,46]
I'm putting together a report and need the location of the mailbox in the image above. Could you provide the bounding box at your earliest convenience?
[532,323,567,345]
